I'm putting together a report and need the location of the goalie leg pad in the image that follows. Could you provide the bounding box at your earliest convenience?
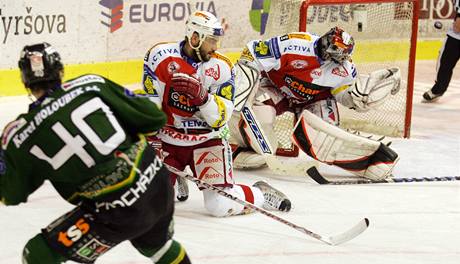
[364,143,400,180]
[228,105,277,157]
[292,110,399,180]
[232,148,267,169]
[229,104,279,170]
[238,105,278,155]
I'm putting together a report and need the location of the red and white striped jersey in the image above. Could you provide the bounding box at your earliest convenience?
[244,32,357,105]
[143,41,235,146]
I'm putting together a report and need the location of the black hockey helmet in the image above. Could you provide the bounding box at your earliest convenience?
[18,42,63,87]
[317,27,354,64]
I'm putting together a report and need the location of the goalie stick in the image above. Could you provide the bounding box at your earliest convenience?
[116,152,369,246]
[306,166,460,185]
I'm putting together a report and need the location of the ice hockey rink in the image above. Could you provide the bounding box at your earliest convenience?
[0,60,459,264]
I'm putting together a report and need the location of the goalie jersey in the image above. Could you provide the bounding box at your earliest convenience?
[243,32,357,105]
[143,41,236,146]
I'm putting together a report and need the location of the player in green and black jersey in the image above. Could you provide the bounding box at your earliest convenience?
[0,43,191,264]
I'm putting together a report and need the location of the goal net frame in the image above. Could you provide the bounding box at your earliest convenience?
[298,0,419,138]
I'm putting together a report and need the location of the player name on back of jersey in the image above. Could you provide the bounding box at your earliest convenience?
[4,84,102,149]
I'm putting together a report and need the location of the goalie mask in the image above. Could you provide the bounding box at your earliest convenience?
[18,42,63,88]
[185,11,224,62]
[317,27,354,64]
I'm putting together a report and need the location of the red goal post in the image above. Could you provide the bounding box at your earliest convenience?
[264,0,419,143]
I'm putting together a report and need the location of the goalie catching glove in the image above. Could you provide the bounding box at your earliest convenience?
[349,67,401,112]
[171,72,209,106]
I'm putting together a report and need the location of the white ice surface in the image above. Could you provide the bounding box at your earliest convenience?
[0,62,459,263]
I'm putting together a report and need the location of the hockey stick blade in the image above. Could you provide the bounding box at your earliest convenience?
[307,166,460,185]
[325,218,369,246]
[307,167,331,184]
[305,167,370,245]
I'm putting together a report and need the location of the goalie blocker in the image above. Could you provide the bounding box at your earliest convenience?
[293,110,399,180]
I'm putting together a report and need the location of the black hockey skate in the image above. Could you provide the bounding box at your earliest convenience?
[423,90,442,102]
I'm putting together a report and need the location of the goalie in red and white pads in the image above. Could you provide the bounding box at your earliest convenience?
[230,27,400,180]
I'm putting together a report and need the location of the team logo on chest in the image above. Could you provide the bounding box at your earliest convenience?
[290,60,309,69]
[332,66,349,77]
[310,68,322,79]
[205,64,220,80]
[167,61,180,74]
[284,75,321,99]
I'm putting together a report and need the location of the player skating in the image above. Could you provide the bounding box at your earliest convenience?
[0,43,191,263]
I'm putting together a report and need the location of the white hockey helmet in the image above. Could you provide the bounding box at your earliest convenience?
[185,11,224,59]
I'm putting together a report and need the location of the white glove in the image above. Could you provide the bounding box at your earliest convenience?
[351,67,401,112]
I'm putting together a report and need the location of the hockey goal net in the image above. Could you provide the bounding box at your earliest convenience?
[263,0,418,156]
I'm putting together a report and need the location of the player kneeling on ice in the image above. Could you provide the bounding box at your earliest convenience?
[142,11,291,217]
[229,27,400,181]
[0,43,192,264]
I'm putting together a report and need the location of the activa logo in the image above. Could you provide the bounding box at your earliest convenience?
[99,0,124,33]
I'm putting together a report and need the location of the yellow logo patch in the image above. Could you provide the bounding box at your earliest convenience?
[220,84,234,100]
[240,47,255,62]
[144,76,157,95]
[255,41,269,55]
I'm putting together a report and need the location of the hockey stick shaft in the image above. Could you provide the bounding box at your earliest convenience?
[117,152,366,245]
[165,165,369,246]
[307,167,460,185]
[163,164,329,243]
